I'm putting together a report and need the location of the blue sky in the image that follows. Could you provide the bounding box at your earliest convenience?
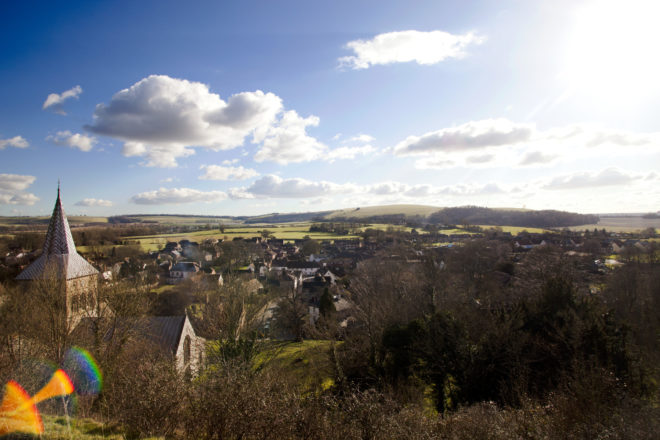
[1,0,659,216]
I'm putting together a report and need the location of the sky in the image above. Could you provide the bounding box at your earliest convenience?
[1,0,660,216]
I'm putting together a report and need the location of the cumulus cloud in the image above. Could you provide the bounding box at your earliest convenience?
[326,144,376,161]
[0,174,39,205]
[86,75,284,167]
[466,154,495,164]
[346,134,375,143]
[47,131,97,152]
[231,175,356,199]
[75,198,113,207]
[229,174,512,202]
[339,30,484,70]
[43,85,82,115]
[253,110,326,164]
[414,158,456,169]
[543,168,636,190]
[368,181,409,195]
[0,174,36,191]
[0,136,29,150]
[395,119,533,155]
[199,164,259,181]
[395,120,660,170]
[519,151,558,166]
[131,187,227,205]
[85,75,377,166]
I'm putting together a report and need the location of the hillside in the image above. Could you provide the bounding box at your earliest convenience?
[324,204,439,220]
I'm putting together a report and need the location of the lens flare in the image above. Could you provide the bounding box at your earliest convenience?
[31,369,75,404]
[63,347,103,395]
[0,381,44,436]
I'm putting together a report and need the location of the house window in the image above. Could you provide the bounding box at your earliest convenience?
[183,335,191,366]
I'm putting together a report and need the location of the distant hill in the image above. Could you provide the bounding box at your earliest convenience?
[0,205,600,230]
[428,206,599,228]
[324,205,598,228]
[324,204,439,220]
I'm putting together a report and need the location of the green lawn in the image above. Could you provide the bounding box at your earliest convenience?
[256,340,336,391]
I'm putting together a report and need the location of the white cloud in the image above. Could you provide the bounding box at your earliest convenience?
[0,174,39,205]
[543,168,636,190]
[466,153,495,164]
[227,188,256,199]
[367,181,409,195]
[47,131,97,152]
[414,157,456,169]
[253,110,326,164]
[339,30,485,70]
[0,136,29,150]
[75,198,113,207]
[395,119,533,155]
[395,120,660,170]
[121,141,195,168]
[519,151,558,166]
[86,75,284,167]
[326,145,376,161]
[301,197,332,205]
[199,164,259,181]
[43,85,82,115]
[229,175,512,203]
[345,134,375,143]
[440,183,506,196]
[0,174,36,191]
[86,75,376,167]
[232,175,356,199]
[131,187,227,205]
[222,158,239,165]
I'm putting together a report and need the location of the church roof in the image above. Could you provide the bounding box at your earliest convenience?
[16,187,99,281]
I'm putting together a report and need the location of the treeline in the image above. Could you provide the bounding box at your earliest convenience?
[328,214,408,225]
[429,206,599,228]
[309,222,363,235]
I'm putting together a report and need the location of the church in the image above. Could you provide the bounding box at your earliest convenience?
[16,186,100,325]
[16,187,204,374]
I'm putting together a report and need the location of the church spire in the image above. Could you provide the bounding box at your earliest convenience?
[41,183,76,256]
[16,184,99,280]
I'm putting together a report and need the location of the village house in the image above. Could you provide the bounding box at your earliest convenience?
[167,261,200,284]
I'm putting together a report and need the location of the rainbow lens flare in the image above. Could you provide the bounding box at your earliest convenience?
[31,369,75,404]
[0,380,44,436]
[63,347,103,395]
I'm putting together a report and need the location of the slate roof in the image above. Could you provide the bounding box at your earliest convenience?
[171,262,199,272]
[75,316,188,356]
[139,316,186,355]
[16,187,99,281]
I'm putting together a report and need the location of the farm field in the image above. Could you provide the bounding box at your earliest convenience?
[122,225,360,252]
[568,216,660,233]
[478,225,549,234]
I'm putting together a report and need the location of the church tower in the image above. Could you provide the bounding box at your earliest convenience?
[16,186,100,324]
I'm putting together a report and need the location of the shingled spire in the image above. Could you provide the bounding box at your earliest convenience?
[16,186,99,280]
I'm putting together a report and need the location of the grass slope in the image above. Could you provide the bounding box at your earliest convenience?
[325,204,439,219]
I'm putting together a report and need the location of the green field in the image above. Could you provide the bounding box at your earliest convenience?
[125,225,359,250]
[478,225,550,234]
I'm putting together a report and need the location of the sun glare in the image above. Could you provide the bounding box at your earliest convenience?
[562,0,660,100]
